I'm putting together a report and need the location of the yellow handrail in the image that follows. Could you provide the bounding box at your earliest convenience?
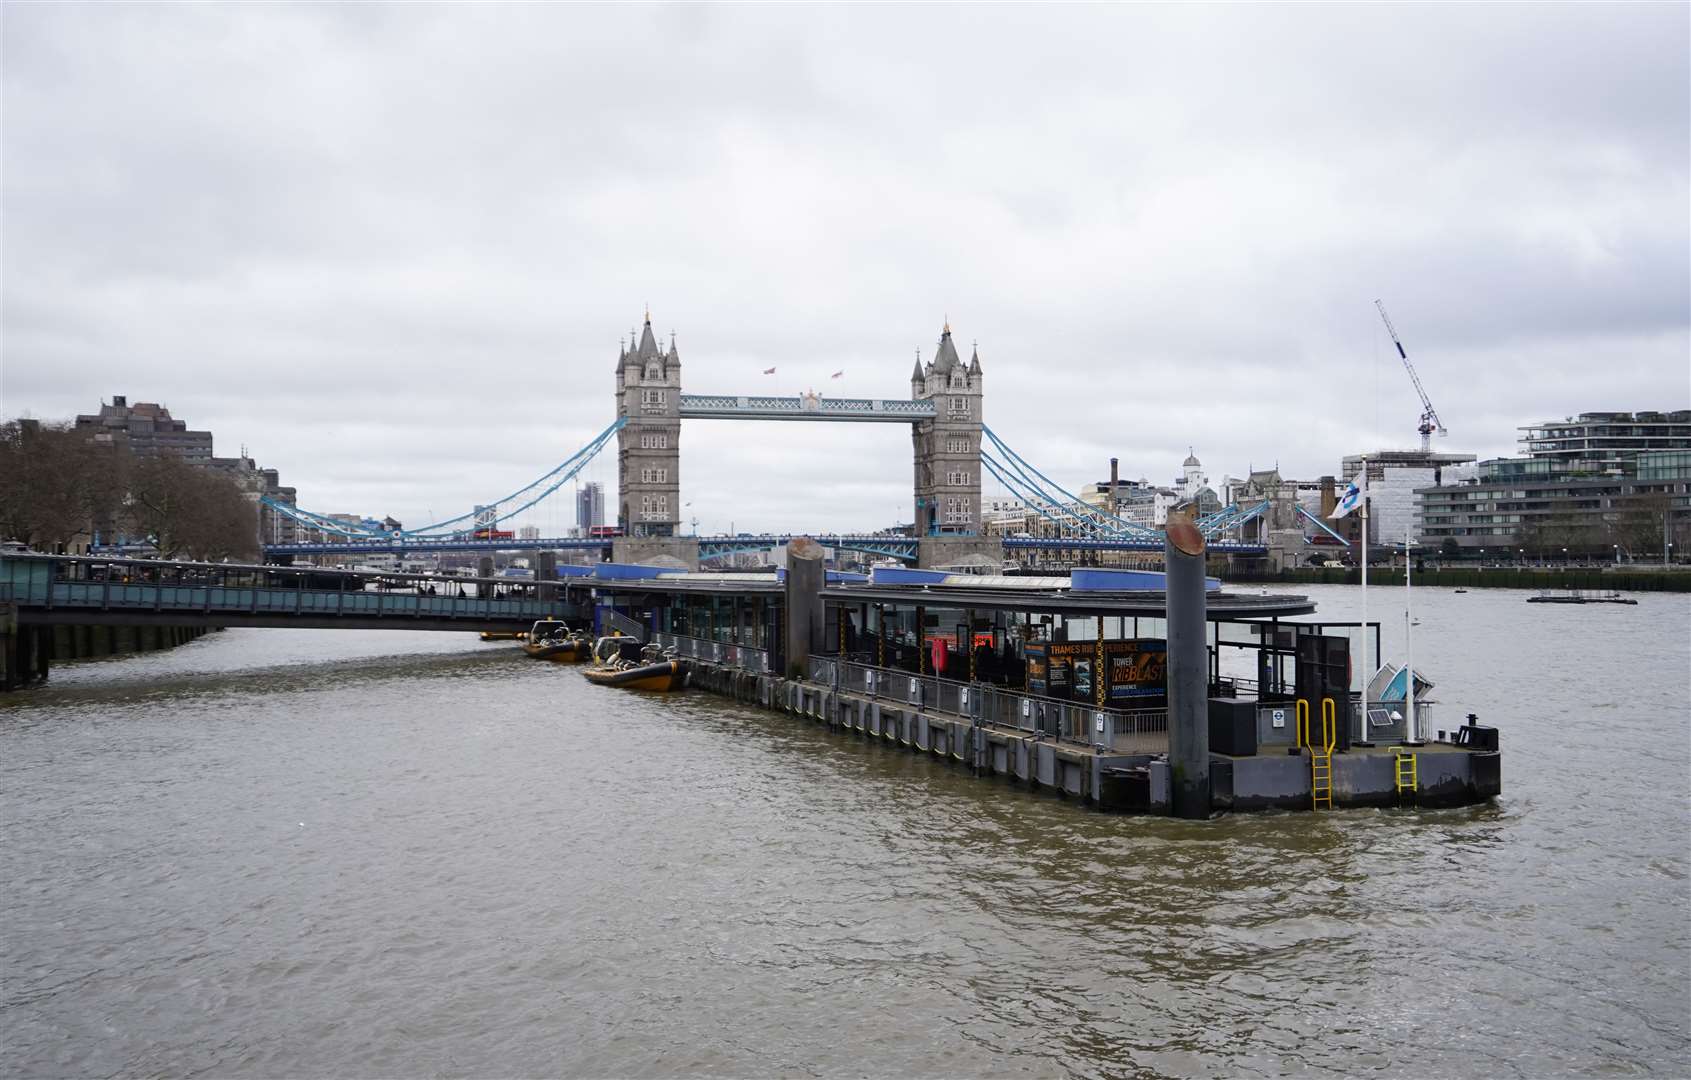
[1320,697,1337,754]
[1296,698,1310,749]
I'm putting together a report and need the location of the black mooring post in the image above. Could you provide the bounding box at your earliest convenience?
[1166,510,1210,820]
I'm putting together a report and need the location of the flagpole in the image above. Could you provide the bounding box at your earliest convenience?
[1360,456,1369,745]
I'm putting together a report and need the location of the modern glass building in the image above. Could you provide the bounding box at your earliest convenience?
[1518,411,1691,475]
[1417,413,1691,558]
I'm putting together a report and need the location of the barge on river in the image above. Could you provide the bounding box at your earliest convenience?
[579,550,1501,816]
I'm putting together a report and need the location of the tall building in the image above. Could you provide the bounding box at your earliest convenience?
[576,481,605,532]
[75,395,297,552]
[615,313,682,538]
[910,322,983,535]
[1417,410,1691,555]
[75,396,213,462]
[1337,449,1476,547]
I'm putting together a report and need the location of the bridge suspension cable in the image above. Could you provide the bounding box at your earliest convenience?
[266,418,625,541]
[981,426,1285,545]
[980,426,1162,540]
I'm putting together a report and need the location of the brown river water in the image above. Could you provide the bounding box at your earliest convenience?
[2,585,1687,1078]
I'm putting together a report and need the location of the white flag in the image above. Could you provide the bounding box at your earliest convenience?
[1331,470,1367,519]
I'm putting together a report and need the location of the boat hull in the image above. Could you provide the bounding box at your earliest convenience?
[582,660,688,692]
[523,642,586,662]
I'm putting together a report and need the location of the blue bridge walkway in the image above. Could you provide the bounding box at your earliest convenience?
[2,555,585,632]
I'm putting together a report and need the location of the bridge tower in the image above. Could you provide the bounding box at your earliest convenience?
[910,321,984,540]
[615,311,682,539]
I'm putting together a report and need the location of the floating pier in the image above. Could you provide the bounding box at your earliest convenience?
[589,537,1502,816]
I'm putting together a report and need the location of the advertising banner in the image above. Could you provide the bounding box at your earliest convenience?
[1102,639,1167,701]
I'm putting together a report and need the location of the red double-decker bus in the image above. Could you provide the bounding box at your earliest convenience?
[588,526,623,539]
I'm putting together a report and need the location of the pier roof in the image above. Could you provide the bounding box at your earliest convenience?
[820,582,1315,620]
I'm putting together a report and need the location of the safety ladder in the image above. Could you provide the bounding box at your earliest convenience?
[1394,751,1418,803]
[1297,698,1337,810]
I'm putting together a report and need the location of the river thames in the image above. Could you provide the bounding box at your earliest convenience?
[2,584,1687,1078]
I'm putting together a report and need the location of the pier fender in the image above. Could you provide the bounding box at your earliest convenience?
[1148,759,1172,813]
[1035,743,1057,788]
[1208,756,1235,812]
[868,702,881,737]
[1468,751,1501,802]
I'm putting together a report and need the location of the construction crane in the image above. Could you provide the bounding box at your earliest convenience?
[1375,299,1447,452]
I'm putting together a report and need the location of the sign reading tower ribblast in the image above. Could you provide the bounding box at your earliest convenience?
[1024,639,1168,704]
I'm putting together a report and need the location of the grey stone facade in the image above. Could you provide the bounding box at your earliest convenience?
[910,323,983,536]
[615,314,682,538]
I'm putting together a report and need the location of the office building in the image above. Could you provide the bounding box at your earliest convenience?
[1417,410,1691,556]
[576,481,605,532]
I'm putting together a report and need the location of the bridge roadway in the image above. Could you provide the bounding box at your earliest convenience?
[1,554,585,632]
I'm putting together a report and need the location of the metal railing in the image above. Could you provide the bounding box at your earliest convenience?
[654,631,770,675]
[0,553,575,625]
[808,654,1169,754]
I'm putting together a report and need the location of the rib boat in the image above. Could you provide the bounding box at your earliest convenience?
[522,620,589,662]
[581,636,689,692]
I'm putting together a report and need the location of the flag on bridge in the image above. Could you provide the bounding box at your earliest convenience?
[830,370,844,379]
[1330,469,1367,519]
[762,366,776,375]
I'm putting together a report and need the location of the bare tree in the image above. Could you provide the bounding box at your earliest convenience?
[0,420,129,550]
[125,454,257,561]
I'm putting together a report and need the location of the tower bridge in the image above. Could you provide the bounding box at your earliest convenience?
[612,312,992,568]
[259,311,1290,569]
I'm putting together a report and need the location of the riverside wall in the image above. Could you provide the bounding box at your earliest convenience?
[1224,566,1691,592]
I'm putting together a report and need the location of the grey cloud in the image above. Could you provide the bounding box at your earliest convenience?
[3,3,1685,534]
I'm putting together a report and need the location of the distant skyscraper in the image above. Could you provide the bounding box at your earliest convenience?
[576,481,605,532]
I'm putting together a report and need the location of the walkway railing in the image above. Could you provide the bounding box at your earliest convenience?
[807,655,1168,755]
[653,631,771,675]
[0,553,577,627]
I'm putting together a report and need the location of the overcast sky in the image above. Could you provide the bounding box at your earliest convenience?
[4,3,1687,535]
